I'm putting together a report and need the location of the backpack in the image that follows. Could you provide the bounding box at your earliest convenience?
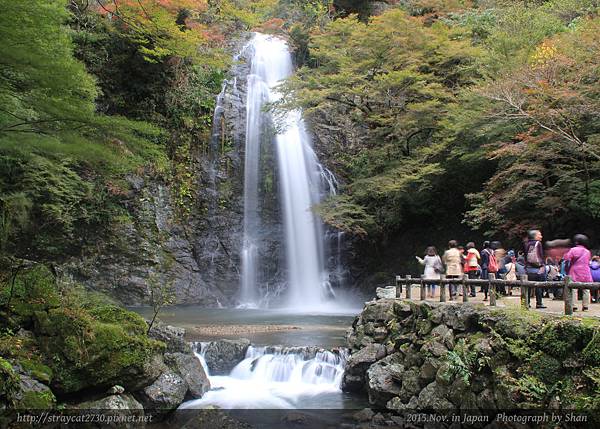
[526,241,542,267]
[486,249,499,273]
[467,251,478,268]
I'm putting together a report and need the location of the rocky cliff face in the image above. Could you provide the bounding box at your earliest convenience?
[63,176,230,306]
[344,299,600,419]
[62,34,282,307]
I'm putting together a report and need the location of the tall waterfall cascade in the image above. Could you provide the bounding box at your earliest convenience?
[239,33,342,309]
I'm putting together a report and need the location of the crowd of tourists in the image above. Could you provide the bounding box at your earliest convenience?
[415,230,599,311]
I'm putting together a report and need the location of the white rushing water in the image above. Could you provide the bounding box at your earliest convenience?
[239,33,338,310]
[181,343,348,409]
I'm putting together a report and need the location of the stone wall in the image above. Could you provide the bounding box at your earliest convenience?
[344,299,600,418]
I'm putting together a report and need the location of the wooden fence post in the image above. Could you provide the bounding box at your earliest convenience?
[420,275,426,301]
[396,275,402,298]
[462,274,469,302]
[489,273,497,306]
[440,275,447,302]
[564,276,573,316]
[519,274,529,310]
[405,275,412,300]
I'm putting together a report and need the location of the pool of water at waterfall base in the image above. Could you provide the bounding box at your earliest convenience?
[131,306,362,347]
[130,306,369,410]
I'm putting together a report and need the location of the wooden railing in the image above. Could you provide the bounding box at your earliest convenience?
[394,274,600,315]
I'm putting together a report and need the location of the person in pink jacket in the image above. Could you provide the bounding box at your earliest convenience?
[563,234,592,311]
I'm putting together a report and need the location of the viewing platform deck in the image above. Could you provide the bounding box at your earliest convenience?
[386,275,600,318]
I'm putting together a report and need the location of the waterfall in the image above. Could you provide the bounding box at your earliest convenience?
[182,343,348,409]
[193,341,211,376]
[240,33,335,309]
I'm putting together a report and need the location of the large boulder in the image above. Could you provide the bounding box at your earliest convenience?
[76,394,144,411]
[34,305,165,394]
[165,352,210,398]
[137,370,187,411]
[202,339,250,375]
[148,322,189,353]
[73,394,144,428]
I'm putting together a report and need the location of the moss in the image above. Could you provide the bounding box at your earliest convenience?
[42,312,162,393]
[1,266,60,326]
[14,389,56,409]
[581,330,600,366]
[19,359,53,384]
[0,357,20,402]
[529,352,562,385]
[87,304,147,335]
[533,319,595,360]
[418,303,432,320]
[503,336,533,361]
[489,307,544,339]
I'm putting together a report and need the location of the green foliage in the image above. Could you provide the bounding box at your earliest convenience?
[0,0,167,260]
[582,329,600,366]
[529,352,562,385]
[0,265,60,324]
[284,0,600,252]
[515,375,550,404]
[313,195,376,236]
[0,357,20,407]
[442,337,490,386]
[284,8,480,237]
[460,12,600,237]
[146,271,176,334]
[534,319,595,360]
[488,311,600,409]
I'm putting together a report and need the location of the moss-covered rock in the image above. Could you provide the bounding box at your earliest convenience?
[582,330,600,365]
[19,359,53,384]
[534,318,595,360]
[88,304,147,335]
[10,373,55,409]
[0,357,20,407]
[33,305,164,394]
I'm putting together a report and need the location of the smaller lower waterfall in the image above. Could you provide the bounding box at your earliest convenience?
[182,343,348,409]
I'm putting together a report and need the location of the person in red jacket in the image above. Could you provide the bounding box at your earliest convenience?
[464,242,480,297]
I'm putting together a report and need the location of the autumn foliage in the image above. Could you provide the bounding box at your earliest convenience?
[95,0,214,61]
